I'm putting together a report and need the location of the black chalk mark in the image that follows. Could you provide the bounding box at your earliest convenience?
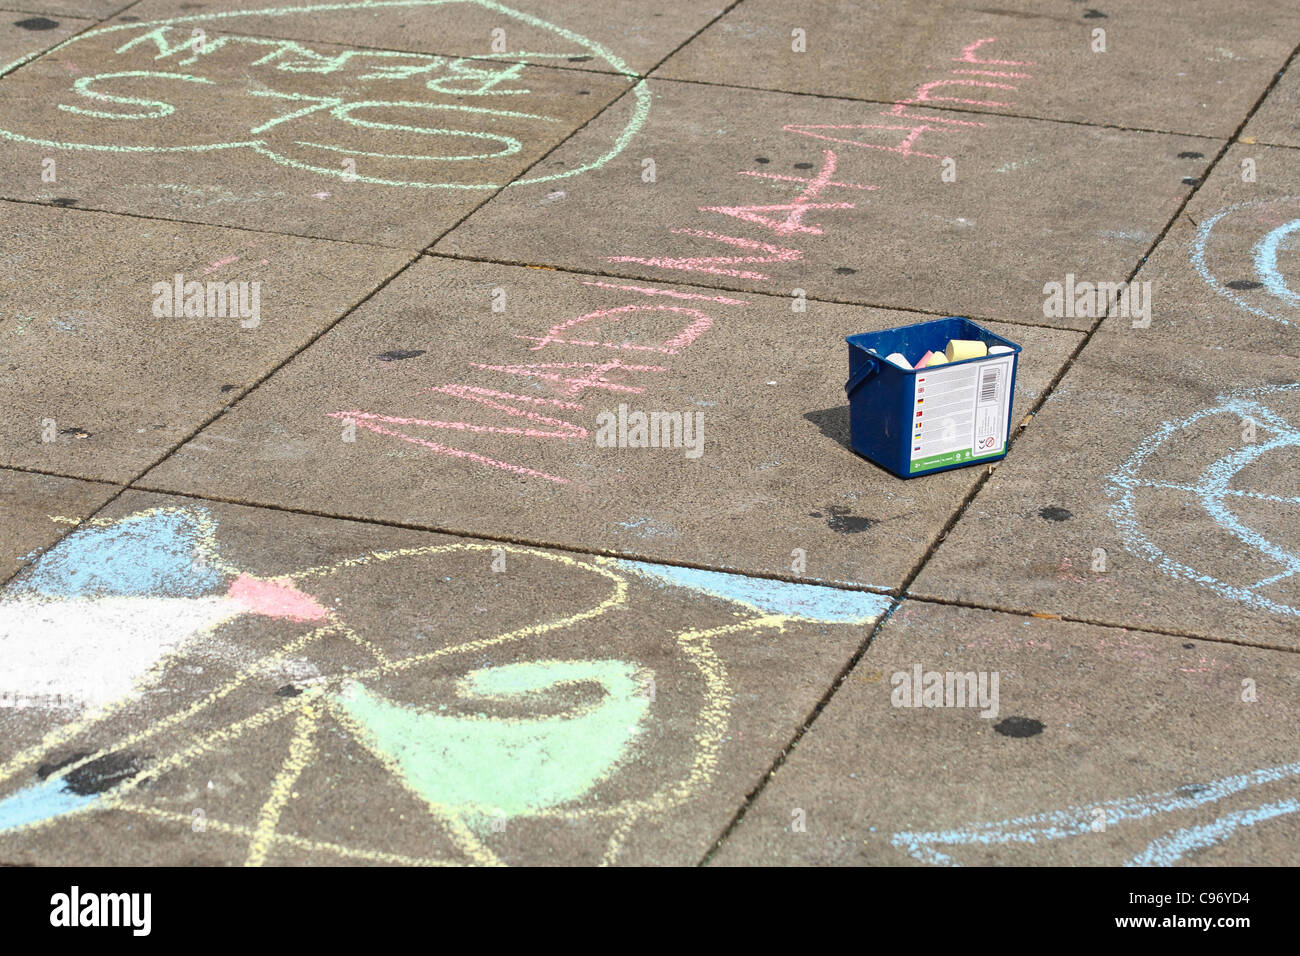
[49,198,78,207]
[1177,151,1205,159]
[14,17,59,30]
[1226,279,1263,290]
[834,267,857,275]
[994,716,1044,738]
[38,751,145,795]
[813,505,875,534]
[377,349,426,361]
[276,684,302,697]
[1038,506,1072,521]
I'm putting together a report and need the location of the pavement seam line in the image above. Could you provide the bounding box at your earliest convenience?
[0,248,427,592]
[0,196,406,251]
[414,0,751,255]
[695,35,1300,864]
[641,72,1234,140]
[697,596,904,866]
[0,0,146,79]
[422,250,1097,335]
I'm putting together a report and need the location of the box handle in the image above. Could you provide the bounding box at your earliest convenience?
[844,358,879,399]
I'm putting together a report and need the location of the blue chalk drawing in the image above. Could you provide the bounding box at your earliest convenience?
[609,559,891,624]
[1106,384,1300,619]
[1191,198,1300,326]
[1254,218,1300,310]
[13,508,222,598]
[1129,798,1300,867]
[892,760,1300,866]
[0,778,98,834]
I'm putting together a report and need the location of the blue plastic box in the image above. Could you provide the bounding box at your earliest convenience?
[844,317,1021,478]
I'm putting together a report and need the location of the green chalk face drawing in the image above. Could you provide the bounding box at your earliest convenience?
[333,660,651,828]
[0,0,650,189]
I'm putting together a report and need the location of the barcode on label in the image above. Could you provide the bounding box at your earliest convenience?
[978,366,1000,404]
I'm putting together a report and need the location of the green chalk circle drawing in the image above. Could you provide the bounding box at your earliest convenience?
[0,0,651,189]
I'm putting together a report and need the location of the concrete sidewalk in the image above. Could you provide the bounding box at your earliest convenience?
[0,0,1296,866]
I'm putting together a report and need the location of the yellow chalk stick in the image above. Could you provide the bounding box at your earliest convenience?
[945,339,988,362]
[922,354,948,367]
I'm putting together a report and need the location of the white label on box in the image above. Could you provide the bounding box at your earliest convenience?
[910,357,1013,472]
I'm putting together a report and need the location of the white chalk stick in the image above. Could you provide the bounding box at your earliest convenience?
[884,352,913,370]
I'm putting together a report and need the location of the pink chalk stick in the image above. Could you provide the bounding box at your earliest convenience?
[915,351,935,369]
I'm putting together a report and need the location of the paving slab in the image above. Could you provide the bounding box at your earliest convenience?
[0,467,118,582]
[655,0,1298,139]
[437,78,1215,327]
[5,1,123,22]
[910,333,1300,649]
[140,256,1080,590]
[1242,60,1300,148]
[110,0,726,76]
[0,201,411,482]
[0,19,635,245]
[711,601,1300,866]
[0,489,890,865]
[1096,143,1300,358]
[0,10,92,74]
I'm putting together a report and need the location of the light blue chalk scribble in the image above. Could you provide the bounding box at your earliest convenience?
[1128,799,1300,866]
[1106,384,1300,618]
[0,777,98,833]
[892,760,1300,865]
[1191,198,1299,326]
[12,508,221,599]
[1253,218,1300,310]
[609,560,890,624]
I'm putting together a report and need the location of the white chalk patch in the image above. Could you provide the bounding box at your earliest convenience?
[0,596,238,712]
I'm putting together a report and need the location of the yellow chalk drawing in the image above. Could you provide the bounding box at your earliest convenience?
[0,508,885,864]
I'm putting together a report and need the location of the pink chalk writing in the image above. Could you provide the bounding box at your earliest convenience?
[327,38,1043,485]
[328,282,741,483]
[609,36,1039,280]
[526,304,712,353]
[580,280,748,305]
[955,36,1036,66]
[468,360,666,395]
